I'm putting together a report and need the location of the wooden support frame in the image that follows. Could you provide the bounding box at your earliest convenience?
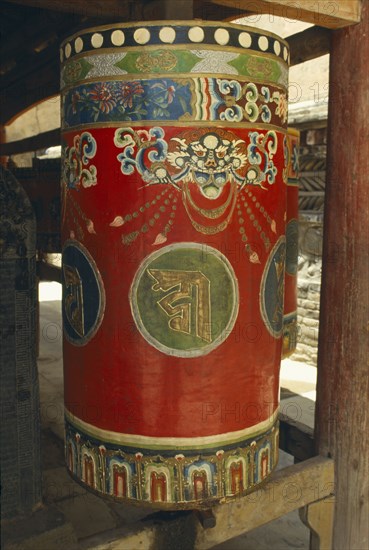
[195,457,334,549]
[279,413,315,462]
[315,0,369,547]
[300,497,335,550]
[78,457,334,549]
[142,0,195,20]
[37,260,62,283]
[288,26,330,66]
[0,128,60,157]
[3,0,362,28]
[2,0,133,19]
[209,0,362,28]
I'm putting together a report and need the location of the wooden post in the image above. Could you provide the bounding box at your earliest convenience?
[300,497,335,550]
[315,2,369,549]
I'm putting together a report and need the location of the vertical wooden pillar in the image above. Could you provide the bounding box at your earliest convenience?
[315,2,369,549]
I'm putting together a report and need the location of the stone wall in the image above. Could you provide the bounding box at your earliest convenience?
[292,214,323,366]
[0,166,42,518]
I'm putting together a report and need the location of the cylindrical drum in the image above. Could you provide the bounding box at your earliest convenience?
[282,129,300,357]
[60,21,289,508]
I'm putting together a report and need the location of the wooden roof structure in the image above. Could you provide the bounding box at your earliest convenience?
[0,0,360,131]
[0,1,368,549]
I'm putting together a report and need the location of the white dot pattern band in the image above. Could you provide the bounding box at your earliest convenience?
[61,24,289,65]
[188,26,205,43]
[91,33,104,48]
[134,28,151,44]
[159,27,176,43]
[111,30,125,46]
[258,36,269,51]
[74,37,83,53]
[214,28,230,45]
[64,43,71,59]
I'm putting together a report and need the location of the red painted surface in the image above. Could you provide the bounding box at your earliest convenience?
[62,126,285,438]
[113,468,127,497]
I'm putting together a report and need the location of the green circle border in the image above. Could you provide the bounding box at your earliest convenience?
[260,235,286,339]
[129,242,239,358]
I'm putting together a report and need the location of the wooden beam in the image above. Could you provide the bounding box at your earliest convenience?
[37,261,62,283]
[3,0,363,27]
[143,0,194,20]
[2,0,133,18]
[78,457,334,550]
[0,80,59,127]
[287,26,331,66]
[0,11,64,70]
[0,129,60,156]
[279,412,315,461]
[1,0,248,22]
[300,497,335,550]
[315,0,369,548]
[194,1,251,20]
[209,0,362,28]
[195,456,334,549]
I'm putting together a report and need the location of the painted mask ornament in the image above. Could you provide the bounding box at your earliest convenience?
[61,21,289,508]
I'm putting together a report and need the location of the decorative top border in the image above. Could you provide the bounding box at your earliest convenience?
[60,20,290,66]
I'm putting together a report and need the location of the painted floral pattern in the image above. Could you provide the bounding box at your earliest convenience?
[64,79,191,126]
[88,83,117,114]
[63,78,287,129]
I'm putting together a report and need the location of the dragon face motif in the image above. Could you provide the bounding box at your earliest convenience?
[167,132,248,199]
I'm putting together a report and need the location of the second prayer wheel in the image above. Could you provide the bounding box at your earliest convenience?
[283,129,300,357]
[60,21,289,507]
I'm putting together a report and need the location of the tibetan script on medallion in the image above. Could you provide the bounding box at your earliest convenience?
[147,269,212,343]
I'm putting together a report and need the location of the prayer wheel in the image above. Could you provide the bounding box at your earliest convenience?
[283,129,300,357]
[60,21,289,507]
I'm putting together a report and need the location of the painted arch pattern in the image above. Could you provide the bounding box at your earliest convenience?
[65,419,278,505]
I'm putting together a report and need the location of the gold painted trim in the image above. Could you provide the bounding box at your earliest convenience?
[62,121,288,134]
[183,182,238,235]
[65,407,279,451]
[287,128,300,138]
[183,180,235,219]
[61,73,287,95]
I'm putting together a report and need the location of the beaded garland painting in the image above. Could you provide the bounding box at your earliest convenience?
[61,21,289,507]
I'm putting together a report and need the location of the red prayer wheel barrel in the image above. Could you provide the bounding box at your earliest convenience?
[60,21,289,508]
[282,129,300,357]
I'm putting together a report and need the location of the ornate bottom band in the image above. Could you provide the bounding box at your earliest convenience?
[65,415,279,508]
